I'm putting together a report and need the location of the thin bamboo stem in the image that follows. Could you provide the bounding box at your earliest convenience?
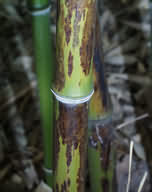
[53,0,97,191]
[29,1,55,187]
[28,0,49,9]
[88,16,116,192]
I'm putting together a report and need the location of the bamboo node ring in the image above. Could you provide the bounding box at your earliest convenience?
[51,89,94,104]
[43,167,53,175]
[31,6,51,16]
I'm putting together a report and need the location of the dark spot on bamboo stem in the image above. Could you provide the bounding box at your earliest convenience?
[72,9,82,47]
[66,144,72,167]
[64,13,72,45]
[54,56,69,91]
[80,2,96,75]
[74,141,78,150]
[55,128,60,170]
[94,83,97,92]
[56,184,59,192]
[61,181,67,192]
[64,181,66,190]
[68,51,73,77]
[67,178,71,186]
[101,178,109,192]
[80,30,94,75]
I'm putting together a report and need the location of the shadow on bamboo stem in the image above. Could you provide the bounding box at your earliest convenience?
[88,15,117,192]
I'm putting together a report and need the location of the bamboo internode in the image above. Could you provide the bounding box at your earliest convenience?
[53,0,96,99]
[29,0,55,187]
[88,16,116,192]
[53,0,97,191]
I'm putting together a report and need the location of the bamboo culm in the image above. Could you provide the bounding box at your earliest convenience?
[53,0,97,191]
[88,16,116,192]
[29,0,55,187]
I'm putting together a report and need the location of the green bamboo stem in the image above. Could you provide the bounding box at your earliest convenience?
[53,0,97,191]
[28,0,49,9]
[88,16,116,192]
[29,1,54,187]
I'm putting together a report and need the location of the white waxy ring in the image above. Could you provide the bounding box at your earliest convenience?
[31,6,51,16]
[51,89,94,105]
[43,167,53,175]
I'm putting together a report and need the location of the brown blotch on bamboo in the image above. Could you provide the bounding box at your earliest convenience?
[64,12,72,45]
[68,51,73,77]
[80,2,96,75]
[101,178,109,192]
[55,45,65,92]
[55,102,88,191]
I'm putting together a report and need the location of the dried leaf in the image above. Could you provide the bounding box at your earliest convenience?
[35,181,52,192]
[121,20,150,33]
[134,142,146,160]
[105,55,137,65]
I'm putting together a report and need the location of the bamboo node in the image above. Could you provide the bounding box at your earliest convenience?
[43,167,53,175]
[30,6,51,16]
[51,89,94,104]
